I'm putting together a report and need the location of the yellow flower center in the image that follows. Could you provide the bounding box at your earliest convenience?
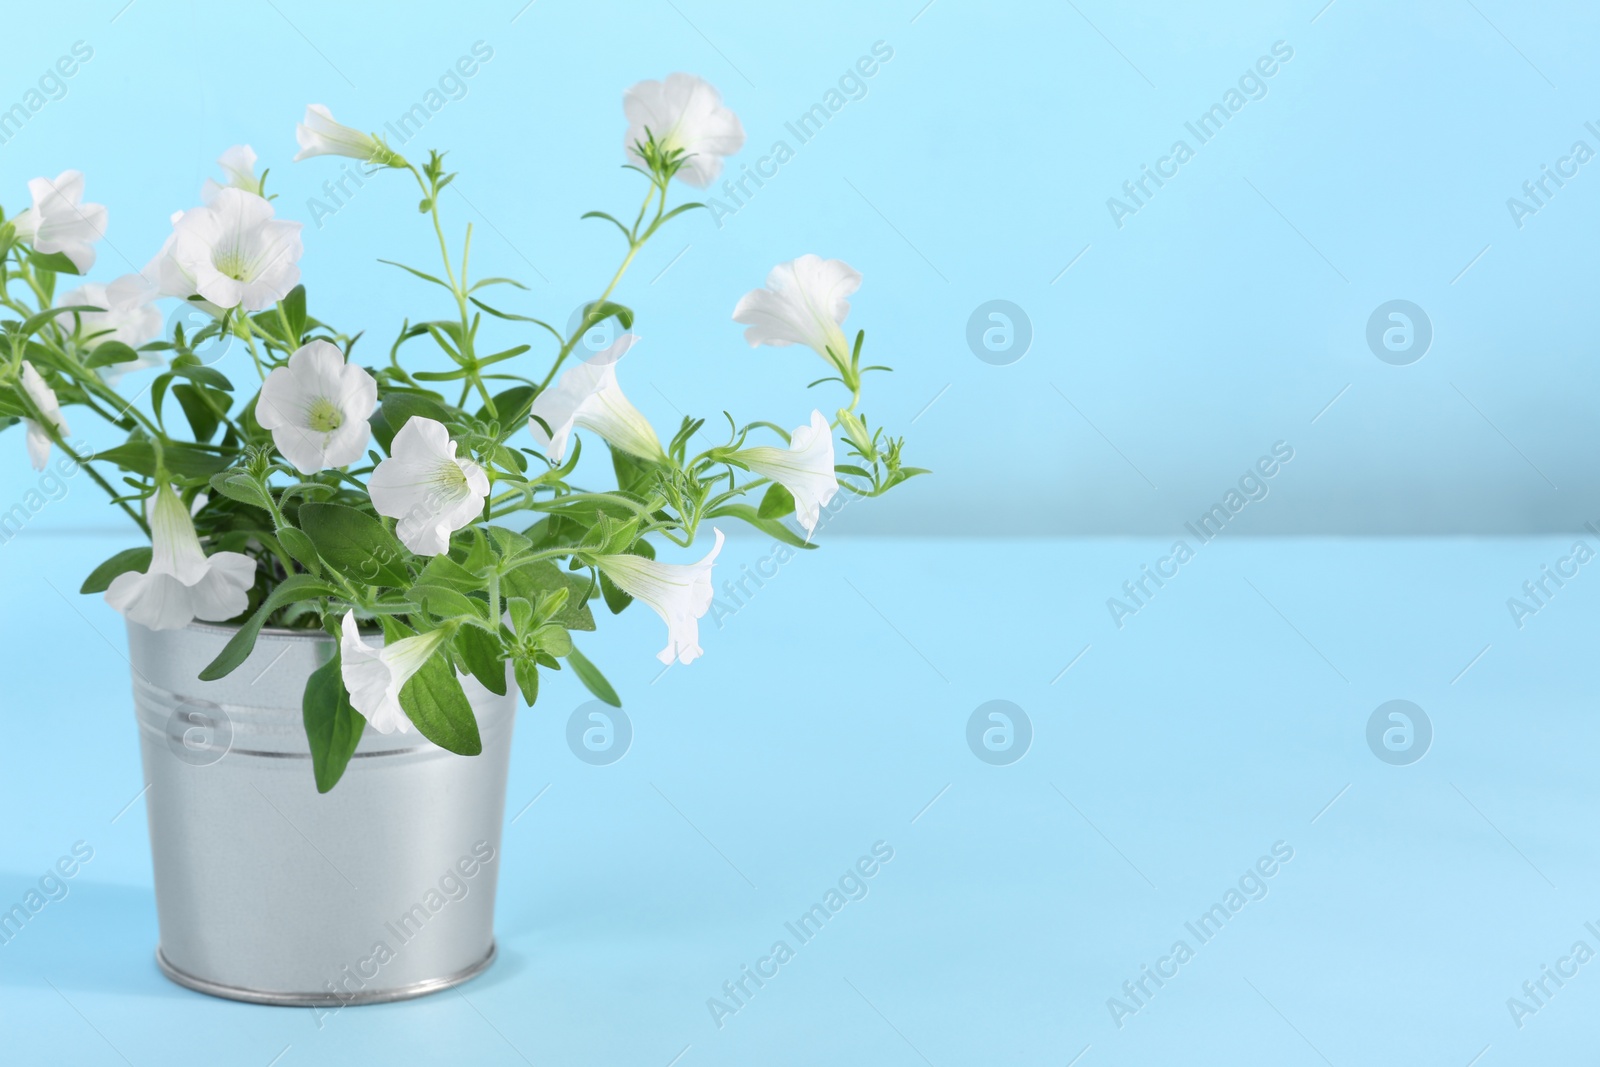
[214,249,251,281]
[307,397,343,433]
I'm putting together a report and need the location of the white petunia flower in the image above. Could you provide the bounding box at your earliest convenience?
[732,255,862,372]
[159,188,303,312]
[10,170,108,273]
[367,416,489,556]
[57,274,164,383]
[104,483,257,631]
[595,528,724,665]
[733,410,839,537]
[338,611,451,734]
[142,209,199,302]
[528,334,663,464]
[255,340,377,475]
[294,104,398,165]
[623,73,745,187]
[19,360,68,471]
[202,144,264,201]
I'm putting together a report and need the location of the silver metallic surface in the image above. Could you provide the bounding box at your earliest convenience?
[128,621,516,1005]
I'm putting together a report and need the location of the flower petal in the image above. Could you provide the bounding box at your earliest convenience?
[340,612,412,734]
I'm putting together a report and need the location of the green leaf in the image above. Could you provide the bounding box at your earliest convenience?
[566,647,620,707]
[83,341,140,370]
[302,649,366,793]
[501,560,595,631]
[513,658,539,704]
[398,649,483,755]
[282,285,307,342]
[534,623,572,658]
[199,575,338,680]
[611,445,655,495]
[479,385,537,425]
[757,482,796,519]
[376,393,452,450]
[276,525,323,575]
[652,201,706,228]
[209,473,274,513]
[378,258,451,290]
[299,502,411,587]
[97,441,232,480]
[467,276,530,292]
[453,622,507,696]
[487,525,531,559]
[27,249,80,275]
[169,362,234,391]
[413,582,481,620]
[79,547,152,594]
[580,299,634,333]
[599,571,633,615]
[172,383,220,443]
[506,596,534,635]
[707,503,816,549]
[420,553,483,594]
[20,304,91,339]
[477,344,531,368]
[580,210,632,239]
[467,297,562,340]
[460,526,496,576]
[367,406,396,454]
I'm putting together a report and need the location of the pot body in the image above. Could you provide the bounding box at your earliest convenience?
[127,621,516,1006]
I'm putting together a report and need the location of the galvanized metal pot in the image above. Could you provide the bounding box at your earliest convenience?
[127,620,516,1006]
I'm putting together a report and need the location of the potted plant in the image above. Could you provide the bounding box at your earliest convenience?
[0,73,923,1005]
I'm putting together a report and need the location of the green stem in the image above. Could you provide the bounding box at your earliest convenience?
[536,181,662,393]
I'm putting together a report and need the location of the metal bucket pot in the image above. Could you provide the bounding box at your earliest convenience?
[126,621,516,1006]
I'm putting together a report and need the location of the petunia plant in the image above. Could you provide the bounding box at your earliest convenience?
[0,74,924,792]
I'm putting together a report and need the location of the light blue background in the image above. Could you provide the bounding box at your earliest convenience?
[3,0,1597,535]
[5,1,1600,1065]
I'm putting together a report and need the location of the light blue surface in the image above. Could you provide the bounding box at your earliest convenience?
[2,531,1598,1065]
[3,0,1598,534]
